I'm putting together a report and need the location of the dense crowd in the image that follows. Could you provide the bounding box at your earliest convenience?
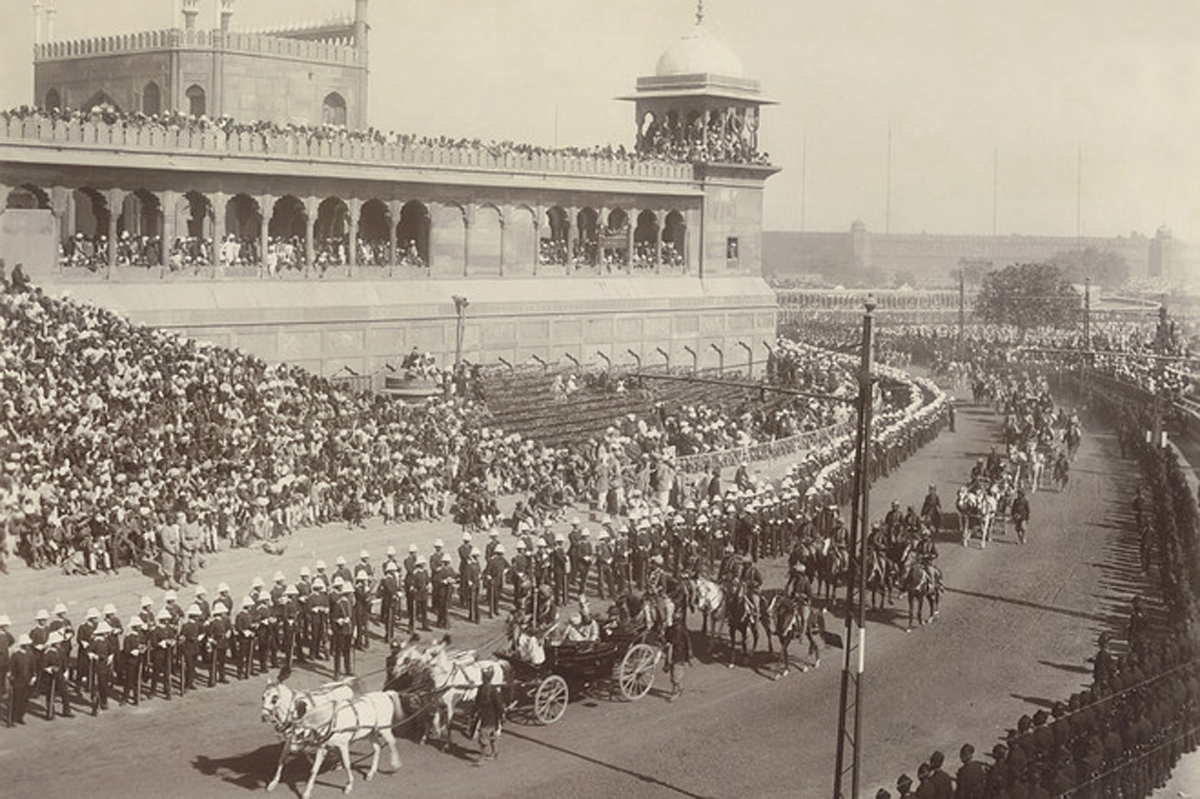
[2,104,770,167]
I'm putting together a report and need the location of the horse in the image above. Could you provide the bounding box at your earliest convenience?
[1064,423,1081,460]
[816,536,849,604]
[1052,452,1070,491]
[722,582,761,667]
[287,691,403,799]
[424,643,512,748]
[899,550,943,631]
[865,547,893,610]
[262,669,360,793]
[764,592,822,678]
[689,575,726,642]
[955,485,978,544]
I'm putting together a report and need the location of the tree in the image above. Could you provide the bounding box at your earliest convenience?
[973,262,1081,337]
[1049,247,1130,288]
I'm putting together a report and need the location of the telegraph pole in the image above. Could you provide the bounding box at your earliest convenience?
[833,299,876,799]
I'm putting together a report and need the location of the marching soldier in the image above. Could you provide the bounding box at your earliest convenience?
[330,579,354,678]
[485,545,508,620]
[207,601,231,685]
[120,617,146,704]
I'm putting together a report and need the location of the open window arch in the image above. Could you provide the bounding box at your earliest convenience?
[142,81,161,115]
[322,92,347,126]
[186,84,206,117]
[44,88,61,110]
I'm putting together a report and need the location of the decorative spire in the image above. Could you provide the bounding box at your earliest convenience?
[696,0,704,26]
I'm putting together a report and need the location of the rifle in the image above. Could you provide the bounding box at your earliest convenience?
[89,655,98,716]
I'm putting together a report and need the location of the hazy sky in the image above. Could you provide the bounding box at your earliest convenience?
[2,0,1198,241]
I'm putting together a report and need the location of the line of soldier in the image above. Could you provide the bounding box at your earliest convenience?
[879,626,1198,799]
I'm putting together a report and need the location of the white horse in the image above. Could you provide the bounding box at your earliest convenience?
[1030,449,1046,492]
[288,691,403,799]
[262,672,359,793]
[977,491,998,548]
[689,575,726,640]
[424,645,512,747]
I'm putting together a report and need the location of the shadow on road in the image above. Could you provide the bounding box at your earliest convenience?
[505,728,716,799]
[1037,660,1092,675]
[942,586,1106,623]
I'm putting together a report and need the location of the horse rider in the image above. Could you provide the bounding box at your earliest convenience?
[645,554,666,596]
[738,554,764,615]
[785,562,814,606]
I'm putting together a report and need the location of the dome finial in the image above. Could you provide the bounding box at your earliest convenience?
[696,0,704,26]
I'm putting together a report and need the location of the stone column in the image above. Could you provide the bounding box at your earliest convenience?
[566,206,578,270]
[654,210,664,273]
[462,205,472,277]
[211,191,228,274]
[347,198,361,275]
[532,205,542,275]
[160,190,178,273]
[104,188,126,278]
[387,199,401,275]
[597,207,609,269]
[258,194,273,276]
[50,186,71,268]
[625,207,635,272]
[304,197,318,278]
[497,207,507,277]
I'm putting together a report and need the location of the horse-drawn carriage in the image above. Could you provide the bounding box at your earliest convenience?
[498,620,661,725]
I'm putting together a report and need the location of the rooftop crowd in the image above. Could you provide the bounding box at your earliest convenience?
[2,104,770,167]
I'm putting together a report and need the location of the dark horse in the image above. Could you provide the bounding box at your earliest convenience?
[899,549,943,631]
[722,583,761,668]
[763,592,822,678]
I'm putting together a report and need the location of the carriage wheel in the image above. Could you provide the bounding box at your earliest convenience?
[534,675,568,725]
[616,643,657,701]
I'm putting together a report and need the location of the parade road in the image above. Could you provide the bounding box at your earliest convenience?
[0,397,1157,799]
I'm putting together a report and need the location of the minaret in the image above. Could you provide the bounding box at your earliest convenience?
[220,0,234,33]
[182,0,199,32]
[353,0,369,51]
[44,0,56,42]
[32,0,44,46]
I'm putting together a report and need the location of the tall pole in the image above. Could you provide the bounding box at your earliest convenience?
[957,267,966,358]
[885,124,892,234]
[1083,276,1091,352]
[833,299,876,799]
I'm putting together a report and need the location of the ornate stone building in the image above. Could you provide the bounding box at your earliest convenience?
[0,2,779,378]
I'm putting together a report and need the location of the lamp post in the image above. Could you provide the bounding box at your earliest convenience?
[452,295,469,366]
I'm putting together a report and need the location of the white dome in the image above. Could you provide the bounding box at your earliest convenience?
[655,25,744,78]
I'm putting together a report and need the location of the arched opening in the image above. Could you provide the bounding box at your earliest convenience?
[315,197,349,267]
[142,82,161,116]
[507,206,536,276]
[357,199,390,266]
[186,84,206,117]
[44,88,61,111]
[224,194,261,267]
[170,191,213,268]
[117,190,163,266]
[268,195,306,271]
[634,210,659,271]
[662,210,686,269]
[322,92,347,126]
[83,91,120,113]
[65,188,110,270]
[5,184,49,209]
[396,200,429,268]
[602,208,629,271]
[471,204,502,276]
[541,206,568,265]
[664,110,681,142]
[575,207,599,267]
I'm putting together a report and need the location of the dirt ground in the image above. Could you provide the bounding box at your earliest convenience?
[0,400,1168,799]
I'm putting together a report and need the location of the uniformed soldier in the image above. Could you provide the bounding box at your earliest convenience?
[194,586,211,623]
[88,621,115,711]
[353,570,371,647]
[10,635,36,724]
[333,556,353,586]
[484,530,501,561]
[314,559,331,589]
[457,533,474,607]
[255,595,275,673]
[432,558,454,629]
[280,585,302,668]
[42,630,72,718]
[596,529,615,600]
[464,548,482,623]
[148,609,175,700]
[120,617,146,704]
[163,590,184,625]
[270,571,288,605]
[379,561,401,642]
[485,545,508,619]
[159,515,182,589]
[48,603,75,684]
[403,545,418,581]
[510,541,532,611]
[207,602,231,685]
[330,579,354,678]
[179,605,202,690]
[234,597,256,680]
[357,549,375,584]
[383,546,401,581]
[409,558,432,632]
[307,579,329,660]
[573,529,594,596]
[75,607,100,697]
